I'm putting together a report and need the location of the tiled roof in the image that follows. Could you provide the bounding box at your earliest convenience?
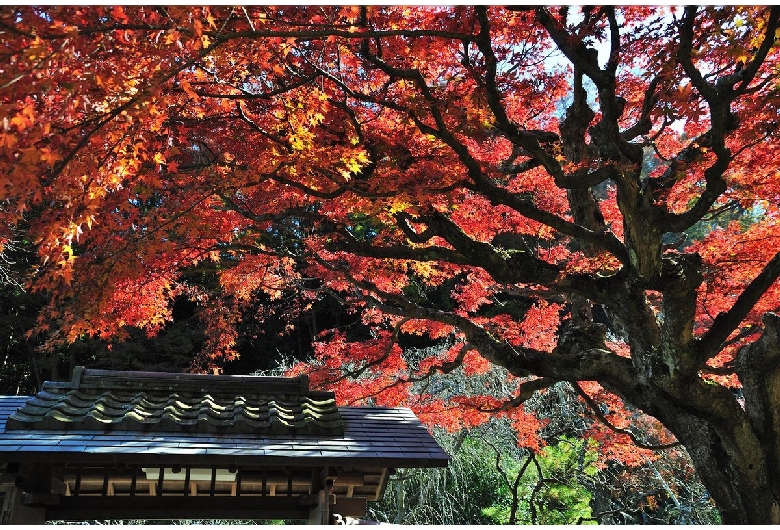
[6,367,344,435]
[0,368,450,470]
[0,369,449,521]
[0,398,449,470]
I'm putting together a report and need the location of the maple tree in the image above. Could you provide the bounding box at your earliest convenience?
[2,5,780,523]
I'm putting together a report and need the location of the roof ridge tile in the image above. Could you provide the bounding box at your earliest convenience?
[8,369,343,436]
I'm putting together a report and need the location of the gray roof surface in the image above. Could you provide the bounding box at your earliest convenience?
[0,370,449,469]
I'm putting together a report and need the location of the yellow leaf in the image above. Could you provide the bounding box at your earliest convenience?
[388,200,411,214]
[62,244,76,264]
[10,115,28,130]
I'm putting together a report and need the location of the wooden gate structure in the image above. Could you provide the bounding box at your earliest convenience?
[0,368,449,524]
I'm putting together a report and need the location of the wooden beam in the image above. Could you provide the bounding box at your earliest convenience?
[21,492,61,507]
[46,496,317,521]
[335,472,364,486]
[332,496,367,517]
[7,487,45,524]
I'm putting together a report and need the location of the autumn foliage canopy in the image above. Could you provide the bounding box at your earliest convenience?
[2,6,780,523]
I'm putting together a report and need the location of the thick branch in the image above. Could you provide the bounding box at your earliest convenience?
[213,27,476,44]
[216,193,318,226]
[334,211,561,285]
[671,8,766,233]
[468,180,629,264]
[604,7,620,76]
[477,377,557,412]
[306,27,628,265]
[734,7,780,96]
[658,139,729,234]
[698,251,780,363]
[323,262,637,390]
[677,8,718,102]
[474,8,563,157]
[416,210,561,284]
[190,72,319,100]
[332,233,479,269]
[534,8,608,88]
[621,75,661,142]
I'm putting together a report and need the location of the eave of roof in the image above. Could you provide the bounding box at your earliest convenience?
[0,400,449,469]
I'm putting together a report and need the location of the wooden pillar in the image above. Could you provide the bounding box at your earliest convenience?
[308,487,330,525]
[7,463,64,524]
[308,466,335,525]
[7,486,46,524]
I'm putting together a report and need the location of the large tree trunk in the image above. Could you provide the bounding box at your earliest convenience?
[727,313,780,524]
[661,403,780,524]
[612,314,780,524]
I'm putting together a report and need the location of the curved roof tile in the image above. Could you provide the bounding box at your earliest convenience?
[7,368,344,435]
